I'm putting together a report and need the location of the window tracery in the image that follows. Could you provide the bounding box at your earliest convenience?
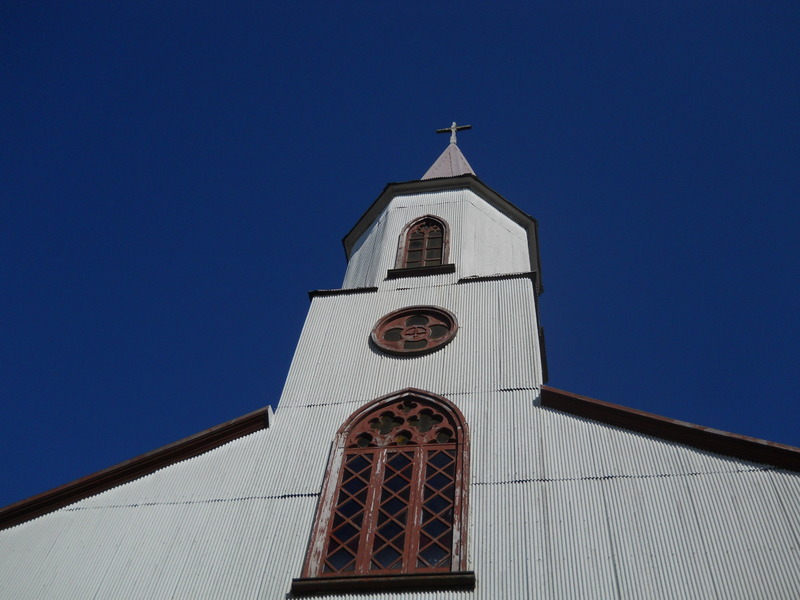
[371,306,458,355]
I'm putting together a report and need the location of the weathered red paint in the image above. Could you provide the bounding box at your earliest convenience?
[371,306,459,356]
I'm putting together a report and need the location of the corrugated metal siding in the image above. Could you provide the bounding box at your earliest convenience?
[2,388,799,598]
[343,189,530,289]
[0,494,316,599]
[56,391,773,508]
[281,278,543,408]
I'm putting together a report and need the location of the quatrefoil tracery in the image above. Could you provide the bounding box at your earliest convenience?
[371,306,458,355]
[347,400,454,448]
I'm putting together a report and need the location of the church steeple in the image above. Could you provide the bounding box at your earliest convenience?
[421,122,476,179]
[342,127,543,294]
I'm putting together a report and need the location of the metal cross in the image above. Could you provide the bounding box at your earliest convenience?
[436,121,472,144]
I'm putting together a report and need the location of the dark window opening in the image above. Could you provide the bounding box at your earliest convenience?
[397,217,449,269]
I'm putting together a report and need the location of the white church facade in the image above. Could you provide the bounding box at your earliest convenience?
[2,129,799,598]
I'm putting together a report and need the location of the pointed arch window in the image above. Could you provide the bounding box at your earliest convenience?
[293,389,473,595]
[397,216,450,270]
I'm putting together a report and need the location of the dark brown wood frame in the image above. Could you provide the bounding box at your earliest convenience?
[386,263,456,279]
[541,386,800,471]
[294,388,471,595]
[394,215,451,270]
[291,571,476,595]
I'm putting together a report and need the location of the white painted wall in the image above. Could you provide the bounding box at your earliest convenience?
[343,189,531,289]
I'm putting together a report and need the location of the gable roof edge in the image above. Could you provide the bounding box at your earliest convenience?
[0,405,273,531]
[541,386,800,471]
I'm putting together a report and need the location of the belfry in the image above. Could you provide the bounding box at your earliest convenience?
[1,129,799,598]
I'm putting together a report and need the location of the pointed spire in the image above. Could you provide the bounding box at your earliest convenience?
[421,122,475,180]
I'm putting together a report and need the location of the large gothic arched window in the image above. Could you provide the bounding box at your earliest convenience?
[397,216,448,269]
[293,389,473,594]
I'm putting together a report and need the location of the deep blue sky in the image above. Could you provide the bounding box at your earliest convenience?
[2,2,799,508]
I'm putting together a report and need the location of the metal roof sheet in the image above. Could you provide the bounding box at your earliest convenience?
[421,143,476,180]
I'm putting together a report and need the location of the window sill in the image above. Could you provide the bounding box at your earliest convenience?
[386,263,456,279]
[291,571,475,596]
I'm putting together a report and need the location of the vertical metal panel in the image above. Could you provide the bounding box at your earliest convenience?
[0,495,319,600]
[280,278,543,410]
[603,475,717,599]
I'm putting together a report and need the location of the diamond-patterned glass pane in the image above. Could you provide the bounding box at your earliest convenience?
[424,494,450,514]
[323,451,374,573]
[429,450,454,468]
[385,475,408,493]
[418,544,450,568]
[335,522,358,543]
[423,518,449,538]
[342,475,367,495]
[339,498,363,518]
[324,548,355,572]
[319,399,463,578]
[347,455,370,473]
[372,546,402,570]
[388,453,412,469]
[378,520,403,540]
[427,472,451,490]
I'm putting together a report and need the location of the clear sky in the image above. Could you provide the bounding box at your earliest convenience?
[2,2,799,509]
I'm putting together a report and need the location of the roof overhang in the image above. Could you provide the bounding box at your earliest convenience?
[0,406,272,530]
[541,386,800,471]
[342,174,543,294]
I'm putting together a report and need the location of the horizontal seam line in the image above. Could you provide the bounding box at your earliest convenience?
[474,466,775,485]
[297,388,539,408]
[63,492,319,511]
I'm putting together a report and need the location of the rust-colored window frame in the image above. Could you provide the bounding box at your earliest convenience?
[371,305,459,356]
[294,388,471,595]
[394,216,451,270]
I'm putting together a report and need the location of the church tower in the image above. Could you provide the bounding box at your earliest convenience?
[2,126,799,599]
[287,122,545,594]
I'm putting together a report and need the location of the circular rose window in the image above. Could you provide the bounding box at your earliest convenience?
[371,306,458,355]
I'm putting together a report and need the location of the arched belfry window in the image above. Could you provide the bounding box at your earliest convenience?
[397,216,449,269]
[293,389,473,595]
